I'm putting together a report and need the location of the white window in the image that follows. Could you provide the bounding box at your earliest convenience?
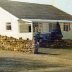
[6,22,12,30]
[19,24,31,33]
[63,23,70,31]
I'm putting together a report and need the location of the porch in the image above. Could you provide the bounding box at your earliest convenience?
[33,22,62,45]
[18,19,72,41]
[32,21,72,47]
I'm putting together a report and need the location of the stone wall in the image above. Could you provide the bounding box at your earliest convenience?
[50,39,72,48]
[0,35,34,53]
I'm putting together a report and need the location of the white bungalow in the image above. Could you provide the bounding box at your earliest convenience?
[0,1,72,40]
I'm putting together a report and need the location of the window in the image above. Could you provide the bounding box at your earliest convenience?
[6,22,12,30]
[33,22,38,32]
[28,25,31,32]
[63,23,70,31]
[19,24,31,33]
[49,23,56,32]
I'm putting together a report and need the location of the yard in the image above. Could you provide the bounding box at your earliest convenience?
[0,48,72,72]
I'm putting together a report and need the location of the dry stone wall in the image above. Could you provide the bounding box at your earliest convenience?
[0,35,34,53]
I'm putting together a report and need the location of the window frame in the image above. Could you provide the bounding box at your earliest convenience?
[19,23,32,33]
[63,23,70,32]
[6,22,12,30]
[28,25,31,32]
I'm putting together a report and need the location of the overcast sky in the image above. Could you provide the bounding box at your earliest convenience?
[11,0,72,15]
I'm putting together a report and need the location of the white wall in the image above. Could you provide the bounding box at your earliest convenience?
[18,20,33,40]
[0,7,20,38]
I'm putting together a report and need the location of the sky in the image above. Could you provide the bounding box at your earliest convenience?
[11,0,72,15]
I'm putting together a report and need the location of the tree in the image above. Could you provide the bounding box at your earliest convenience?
[50,22,63,41]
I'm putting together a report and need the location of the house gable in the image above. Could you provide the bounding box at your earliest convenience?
[0,7,19,38]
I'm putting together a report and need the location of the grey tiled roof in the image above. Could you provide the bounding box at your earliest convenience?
[0,1,72,20]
